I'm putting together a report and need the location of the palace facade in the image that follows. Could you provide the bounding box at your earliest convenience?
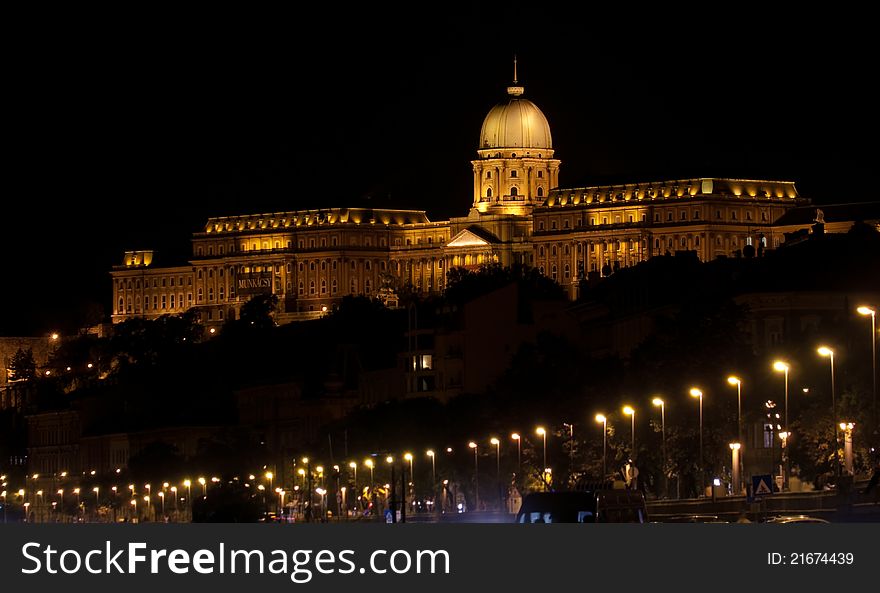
[111,76,815,326]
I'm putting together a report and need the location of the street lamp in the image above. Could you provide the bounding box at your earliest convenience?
[365,459,374,486]
[490,438,501,478]
[729,443,742,495]
[510,433,521,471]
[818,346,841,475]
[349,461,358,490]
[772,361,790,437]
[595,414,607,479]
[773,361,791,490]
[158,491,165,516]
[183,480,192,505]
[535,427,547,476]
[623,406,635,456]
[426,450,436,485]
[839,422,855,474]
[727,376,743,445]
[856,306,877,438]
[690,388,704,495]
[468,441,479,509]
[652,398,666,497]
[198,477,206,497]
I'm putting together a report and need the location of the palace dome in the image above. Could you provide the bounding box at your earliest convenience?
[479,87,552,151]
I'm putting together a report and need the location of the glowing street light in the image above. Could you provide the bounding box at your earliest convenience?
[365,459,375,485]
[468,441,479,508]
[623,406,635,456]
[856,306,877,435]
[818,346,841,474]
[535,427,547,476]
[595,414,607,479]
[652,398,666,496]
[425,450,435,485]
[510,433,521,471]
[839,422,855,474]
[690,388,704,494]
[729,443,742,495]
[727,376,743,444]
[183,479,192,503]
[198,477,206,497]
[490,438,501,478]
[349,461,358,490]
[772,361,790,435]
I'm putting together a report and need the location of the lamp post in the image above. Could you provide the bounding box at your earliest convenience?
[349,462,358,491]
[652,398,666,497]
[535,427,547,479]
[856,306,877,440]
[510,433,521,472]
[198,477,206,497]
[1,490,6,524]
[772,361,791,490]
[426,450,436,485]
[818,346,841,475]
[727,376,743,445]
[183,480,191,505]
[158,491,165,516]
[729,443,741,496]
[404,453,413,512]
[595,414,607,480]
[468,442,479,510]
[623,406,635,457]
[690,388,704,495]
[839,422,855,475]
[365,459,374,487]
[489,438,501,478]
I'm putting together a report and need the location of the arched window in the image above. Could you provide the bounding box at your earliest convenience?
[486,171,492,179]
[537,187,544,197]
[510,186,518,197]
[365,280,372,294]
[310,262,315,271]
[564,264,570,279]
[331,279,337,294]
[551,265,558,280]
[551,245,557,256]
[309,281,316,295]
[321,280,327,294]
[118,297,124,312]
[486,187,492,198]
[298,281,304,295]
[539,246,545,257]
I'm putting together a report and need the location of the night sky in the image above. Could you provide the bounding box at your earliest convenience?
[2,7,872,335]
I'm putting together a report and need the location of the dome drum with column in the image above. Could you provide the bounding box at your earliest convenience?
[472,82,560,214]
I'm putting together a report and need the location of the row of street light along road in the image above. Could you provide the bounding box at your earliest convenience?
[1,306,876,521]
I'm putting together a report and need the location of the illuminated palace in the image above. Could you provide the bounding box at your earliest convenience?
[111,75,810,326]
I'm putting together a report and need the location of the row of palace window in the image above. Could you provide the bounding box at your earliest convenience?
[298,279,372,297]
[484,169,545,179]
[117,276,193,290]
[536,208,770,231]
[196,234,449,256]
[485,186,544,198]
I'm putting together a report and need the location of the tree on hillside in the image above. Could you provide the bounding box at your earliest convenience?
[8,348,36,381]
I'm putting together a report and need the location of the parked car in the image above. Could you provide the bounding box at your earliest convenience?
[657,514,727,523]
[516,490,648,523]
[763,515,830,524]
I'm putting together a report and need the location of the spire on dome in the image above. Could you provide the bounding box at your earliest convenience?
[507,55,524,96]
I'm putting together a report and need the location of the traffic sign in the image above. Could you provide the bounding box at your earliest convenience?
[752,474,774,496]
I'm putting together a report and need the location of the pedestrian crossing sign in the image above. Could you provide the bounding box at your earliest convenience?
[752,474,774,496]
